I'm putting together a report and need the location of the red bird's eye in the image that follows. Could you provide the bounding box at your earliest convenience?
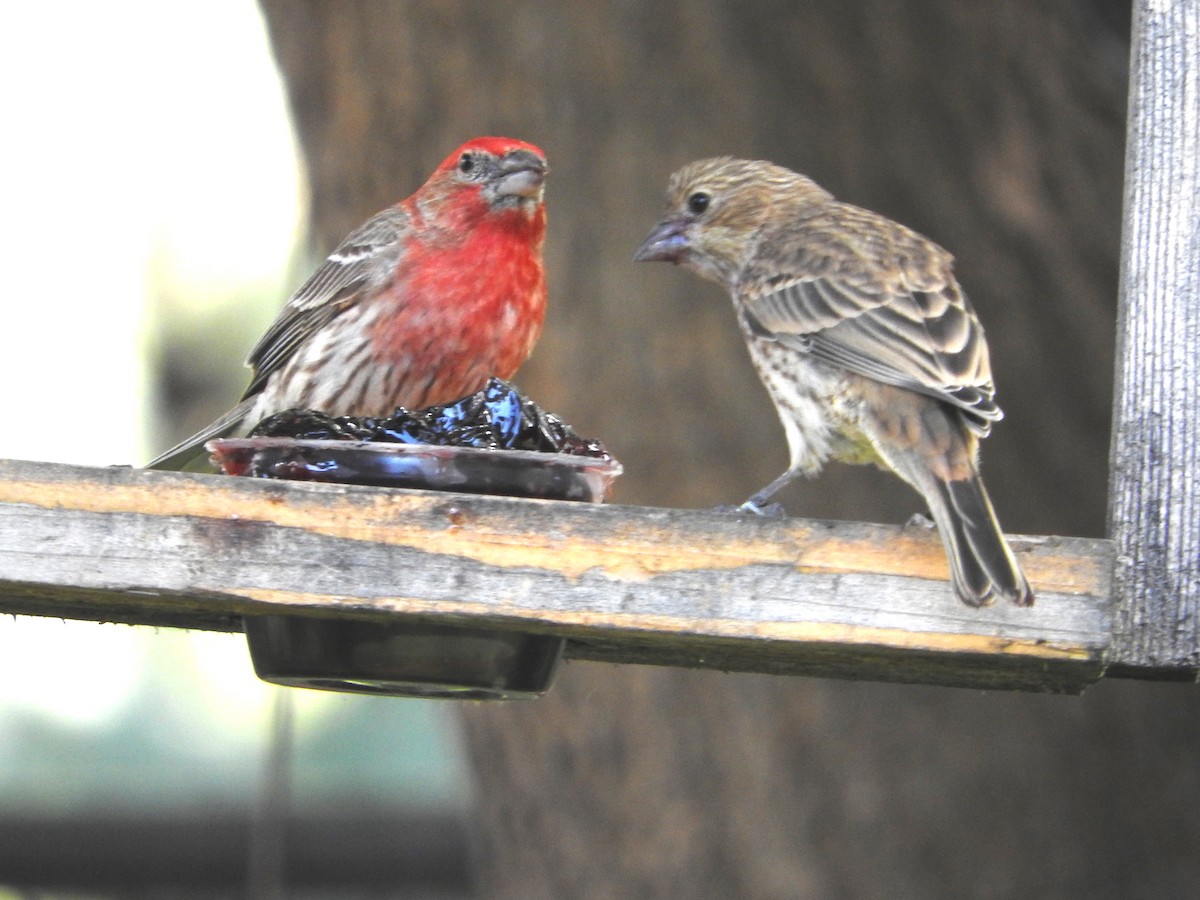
[458,153,475,174]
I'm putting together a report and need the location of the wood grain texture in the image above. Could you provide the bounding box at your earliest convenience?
[1108,0,1200,673]
[0,457,1112,691]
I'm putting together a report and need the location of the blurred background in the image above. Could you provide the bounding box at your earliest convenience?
[2,1,1199,897]
[0,2,474,896]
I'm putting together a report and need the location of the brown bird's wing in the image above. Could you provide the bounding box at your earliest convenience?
[241,207,411,400]
[739,206,1001,435]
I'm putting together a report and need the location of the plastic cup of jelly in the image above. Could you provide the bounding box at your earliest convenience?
[211,438,621,700]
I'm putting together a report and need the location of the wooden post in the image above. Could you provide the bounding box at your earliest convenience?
[1108,0,1200,677]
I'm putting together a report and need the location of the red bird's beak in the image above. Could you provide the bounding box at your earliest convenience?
[634,219,691,263]
[493,150,548,200]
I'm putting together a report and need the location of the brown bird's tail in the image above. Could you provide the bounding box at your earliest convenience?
[927,473,1034,607]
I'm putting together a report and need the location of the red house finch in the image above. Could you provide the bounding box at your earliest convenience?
[635,157,1032,607]
[150,136,549,470]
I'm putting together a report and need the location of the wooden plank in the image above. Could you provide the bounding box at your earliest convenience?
[0,458,1112,692]
[1108,0,1200,676]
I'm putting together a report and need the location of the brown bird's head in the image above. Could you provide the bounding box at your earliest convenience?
[634,157,832,286]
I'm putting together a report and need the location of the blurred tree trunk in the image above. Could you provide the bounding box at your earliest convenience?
[259,2,1200,897]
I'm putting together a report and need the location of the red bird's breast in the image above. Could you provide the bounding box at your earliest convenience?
[364,203,547,412]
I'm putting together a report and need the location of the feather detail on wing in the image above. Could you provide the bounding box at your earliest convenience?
[740,247,1002,436]
[241,207,411,400]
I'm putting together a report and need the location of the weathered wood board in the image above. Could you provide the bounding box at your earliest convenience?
[0,458,1118,692]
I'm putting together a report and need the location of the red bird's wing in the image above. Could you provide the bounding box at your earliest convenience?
[241,207,411,400]
[739,209,1001,436]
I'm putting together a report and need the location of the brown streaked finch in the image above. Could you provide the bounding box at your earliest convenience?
[635,157,1033,608]
[149,137,549,470]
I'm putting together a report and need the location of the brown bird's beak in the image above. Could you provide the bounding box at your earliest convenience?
[493,150,548,200]
[633,219,690,263]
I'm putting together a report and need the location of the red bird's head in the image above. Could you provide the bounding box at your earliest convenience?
[423,137,548,217]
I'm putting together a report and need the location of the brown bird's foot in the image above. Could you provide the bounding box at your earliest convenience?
[905,512,936,530]
[739,469,803,516]
[711,502,786,518]
[736,499,788,518]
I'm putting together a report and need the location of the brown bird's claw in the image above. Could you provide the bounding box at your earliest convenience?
[712,502,787,518]
[735,499,788,519]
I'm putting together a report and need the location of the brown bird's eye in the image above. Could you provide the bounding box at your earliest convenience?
[687,192,711,214]
[459,153,475,174]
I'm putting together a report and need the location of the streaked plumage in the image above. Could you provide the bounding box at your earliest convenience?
[635,157,1032,607]
[149,137,548,470]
